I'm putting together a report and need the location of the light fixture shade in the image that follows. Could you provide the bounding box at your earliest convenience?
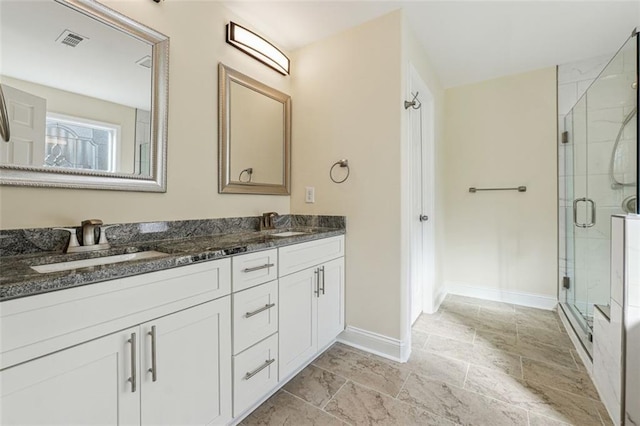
[226,22,290,75]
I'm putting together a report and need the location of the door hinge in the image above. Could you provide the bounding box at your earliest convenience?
[562,276,570,289]
[561,131,569,144]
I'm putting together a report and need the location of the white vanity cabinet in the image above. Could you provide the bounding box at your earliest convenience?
[278,236,345,380]
[0,234,345,425]
[0,260,233,426]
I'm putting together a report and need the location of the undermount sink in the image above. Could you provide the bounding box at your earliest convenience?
[269,231,309,237]
[31,251,169,274]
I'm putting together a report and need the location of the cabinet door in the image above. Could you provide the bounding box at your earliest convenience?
[317,257,345,350]
[1,327,140,426]
[278,268,318,380]
[140,297,232,426]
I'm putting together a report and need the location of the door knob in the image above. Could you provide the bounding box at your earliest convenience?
[419,215,429,222]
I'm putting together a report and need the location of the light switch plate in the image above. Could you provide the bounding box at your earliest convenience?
[305,186,315,203]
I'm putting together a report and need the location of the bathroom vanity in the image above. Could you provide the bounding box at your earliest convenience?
[0,216,345,425]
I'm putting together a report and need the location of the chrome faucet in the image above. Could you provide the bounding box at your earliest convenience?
[260,212,278,231]
[55,219,111,253]
[82,219,102,246]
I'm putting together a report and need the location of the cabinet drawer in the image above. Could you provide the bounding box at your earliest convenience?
[279,236,344,277]
[232,281,278,354]
[232,249,278,292]
[233,334,278,417]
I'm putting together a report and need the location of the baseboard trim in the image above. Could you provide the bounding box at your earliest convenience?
[446,281,558,310]
[337,326,409,363]
[433,287,447,312]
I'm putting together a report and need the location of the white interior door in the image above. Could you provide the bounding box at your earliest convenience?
[409,92,425,325]
[0,84,46,166]
[408,64,435,324]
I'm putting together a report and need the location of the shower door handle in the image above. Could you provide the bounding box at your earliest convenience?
[573,198,587,228]
[573,197,596,228]
[585,198,596,227]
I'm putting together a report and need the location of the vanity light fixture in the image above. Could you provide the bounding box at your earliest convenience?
[226,22,290,75]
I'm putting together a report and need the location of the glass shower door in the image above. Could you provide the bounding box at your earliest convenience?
[561,34,638,355]
[563,94,592,345]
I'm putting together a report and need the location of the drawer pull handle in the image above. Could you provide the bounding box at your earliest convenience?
[242,263,275,273]
[314,268,320,297]
[244,358,275,380]
[245,303,276,318]
[128,332,137,393]
[148,325,158,382]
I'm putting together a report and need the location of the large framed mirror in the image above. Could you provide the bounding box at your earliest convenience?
[218,63,290,195]
[0,0,169,192]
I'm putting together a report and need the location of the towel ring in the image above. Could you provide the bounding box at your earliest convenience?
[238,167,253,183]
[330,159,350,184]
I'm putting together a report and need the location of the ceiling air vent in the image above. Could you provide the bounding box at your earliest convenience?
[56,30,88,47]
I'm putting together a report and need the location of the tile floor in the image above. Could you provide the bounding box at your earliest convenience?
[241,295,610,426]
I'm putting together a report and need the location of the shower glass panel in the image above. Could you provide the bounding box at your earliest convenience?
[560,32,638,356]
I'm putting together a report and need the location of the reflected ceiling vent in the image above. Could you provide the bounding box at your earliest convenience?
[56,29,88,47]
[136,55,152,69]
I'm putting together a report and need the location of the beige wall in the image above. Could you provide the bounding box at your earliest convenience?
[290,11,404,339]
[443,67,558,300]
[1,76,137,174]
[0,1,291,229]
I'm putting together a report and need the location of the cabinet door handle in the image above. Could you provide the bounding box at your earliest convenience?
[320,266,326,295]
[128,332,137,393]
[245,303,276,318]
[314,268,320,297]
[242,263,274,273]
[244,358,275,380]
[148,325,158,382]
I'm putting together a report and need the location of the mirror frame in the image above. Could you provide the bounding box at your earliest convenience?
[0,0,169,192]
[218,63,291,195]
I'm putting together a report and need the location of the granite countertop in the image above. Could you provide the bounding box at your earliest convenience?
[0,226,344,302]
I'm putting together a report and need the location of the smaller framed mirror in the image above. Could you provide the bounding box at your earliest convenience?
[218,63,291,195]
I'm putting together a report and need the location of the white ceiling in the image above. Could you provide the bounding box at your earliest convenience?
[223,1,640,88]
